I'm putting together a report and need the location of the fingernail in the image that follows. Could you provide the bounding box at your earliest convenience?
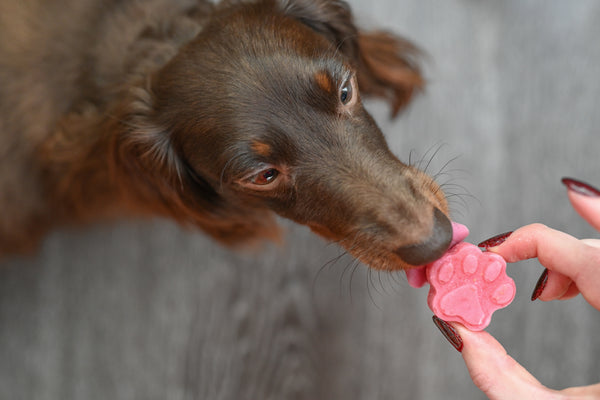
[562,177,600,197]
[432,316,463,352]
[531,268,549,301]
[477,231,513,250]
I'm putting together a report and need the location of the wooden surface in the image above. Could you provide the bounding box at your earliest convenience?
[1,1,599,399]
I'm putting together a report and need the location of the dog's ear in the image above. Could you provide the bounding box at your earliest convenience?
[278,0,357,54]
[109,85,219,220]
[111,85,283,245]
[279,0,423,116]
[355,31,424,117]
[113,89,185,191]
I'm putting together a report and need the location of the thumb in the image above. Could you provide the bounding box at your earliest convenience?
[441,320,555,400]
[562,178,600,232]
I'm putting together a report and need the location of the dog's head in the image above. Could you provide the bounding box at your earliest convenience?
[117,0,452,270]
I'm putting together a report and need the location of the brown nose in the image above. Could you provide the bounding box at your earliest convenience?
[395,208,452,266]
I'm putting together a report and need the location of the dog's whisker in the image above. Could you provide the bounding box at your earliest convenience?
[410,141,438,171]
[314,234,366,302]
[339,254,359,299]
[348,259,364,304]
[366,265,379,296]
[422,142,447,175]
[340,256,358,300]
[445,194,473,217]
[440,182,474,198]
[432,155,475,207]
[365,268,382,310]
[383,260,404,293]
[311,247,349,297]
[436,166,471,178]
[433,170,467,185]
[325,248,351,269]
[441,183,478,209]
[385,269,403,295]
[432,155,460,181]
[375,269,389,296]
[444,192,475,206]
[388,270,406,292]
[408,148,415,167]
[320,244,352,269]
[381,270,395,294]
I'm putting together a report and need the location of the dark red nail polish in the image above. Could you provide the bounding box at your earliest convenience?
[478,231,513,250]
[432,316,463,352]
[531,268,549,301]
[562,177,600,197]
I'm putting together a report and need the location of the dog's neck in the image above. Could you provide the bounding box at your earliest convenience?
[36,7,208,227]
[39,107,136,224]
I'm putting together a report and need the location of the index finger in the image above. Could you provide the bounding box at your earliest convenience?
[492,223,600,310]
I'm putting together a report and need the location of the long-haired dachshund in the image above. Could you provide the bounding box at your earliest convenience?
[0,0,452,270]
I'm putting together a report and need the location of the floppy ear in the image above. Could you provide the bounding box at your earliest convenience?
[356,31,423,117]
[279,0,423,116]
[111,85,197,217]
[112,84,283,245]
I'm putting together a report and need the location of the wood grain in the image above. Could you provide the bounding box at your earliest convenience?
[1,1,600,399]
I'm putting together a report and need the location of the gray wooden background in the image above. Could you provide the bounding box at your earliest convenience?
[1,0,599,399]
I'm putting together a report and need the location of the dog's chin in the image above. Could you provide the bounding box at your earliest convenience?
[336,241,444,273]
[346,245,430,272]
[307,226,440,272]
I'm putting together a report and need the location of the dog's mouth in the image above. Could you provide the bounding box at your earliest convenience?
[310,206,468,274]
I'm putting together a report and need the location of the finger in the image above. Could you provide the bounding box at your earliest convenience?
[538,270,575,302]
[537,271,582,301]
[562,178,600,232]
[491,224,600,309]
[453,324,550,400]
[560,382,600,397]
[450,322,599,399]
[567,191,600,232]
[582,238,600,249]
[558,281,580,300]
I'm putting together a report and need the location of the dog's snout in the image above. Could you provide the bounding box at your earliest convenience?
[395,208,452,266]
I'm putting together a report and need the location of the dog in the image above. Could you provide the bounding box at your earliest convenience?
[0,0,452,270]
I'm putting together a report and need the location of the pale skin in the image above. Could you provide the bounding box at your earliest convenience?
[454,188,600,399]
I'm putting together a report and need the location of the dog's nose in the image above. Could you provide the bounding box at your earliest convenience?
[395,208,452,266]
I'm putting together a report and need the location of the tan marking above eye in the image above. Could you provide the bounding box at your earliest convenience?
[251,141,272,157]
[314,71,335,94]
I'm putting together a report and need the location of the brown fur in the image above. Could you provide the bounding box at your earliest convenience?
[0,0,450,269]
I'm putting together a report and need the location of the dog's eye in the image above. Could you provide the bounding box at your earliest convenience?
[251,168,280,185]
[238,165,285,191]
[340,79,353,105]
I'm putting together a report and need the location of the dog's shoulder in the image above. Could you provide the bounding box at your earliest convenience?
[0,0,213,131]
[0,0,215,249]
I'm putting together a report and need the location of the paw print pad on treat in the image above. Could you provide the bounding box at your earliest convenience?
[426,242,516,331]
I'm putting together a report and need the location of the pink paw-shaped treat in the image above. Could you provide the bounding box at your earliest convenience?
[426,242,515,331]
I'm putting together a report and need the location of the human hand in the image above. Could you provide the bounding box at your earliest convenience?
[432,318,600,399]
[482,177,600,310]
[432,177,600,399]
